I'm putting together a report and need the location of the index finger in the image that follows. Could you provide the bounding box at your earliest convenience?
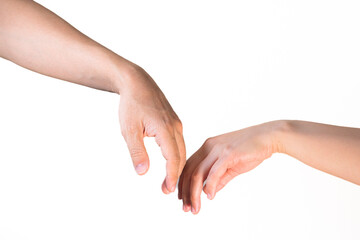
[175,131,186,177]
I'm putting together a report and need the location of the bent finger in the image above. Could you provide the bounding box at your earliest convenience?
[123,126,149,175]
[215,169,237,193]
[175,131,186,178]
[203,158,228,199]
[157,131,181,193]
[189,156,217,214]
[178,144,207,200]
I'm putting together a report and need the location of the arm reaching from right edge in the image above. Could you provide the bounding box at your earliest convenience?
[179,120,360,214]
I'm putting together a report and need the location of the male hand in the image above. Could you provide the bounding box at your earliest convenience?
[118,65,186,194]
[0,0,186,194]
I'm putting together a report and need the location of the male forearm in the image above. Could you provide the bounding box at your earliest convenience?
[0,0,186,192]
[277,120,360,185]
[0,0,131,94]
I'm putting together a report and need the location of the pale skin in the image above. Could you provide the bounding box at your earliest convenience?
[1,1,359,216]
[179,120,360,214]
[0,0,186,194]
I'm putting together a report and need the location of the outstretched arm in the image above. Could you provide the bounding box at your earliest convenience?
[0,0,185,193]
[179,120,360,214]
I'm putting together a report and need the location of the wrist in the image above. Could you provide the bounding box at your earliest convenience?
[268,120,294,154]
[107,58,140,95]
[109,59,157,97]
[97,46,144,95]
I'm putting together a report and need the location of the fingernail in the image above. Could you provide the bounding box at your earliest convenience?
[135,163,147,175]
[166,179,175,192]
[207,193,212,200]
[191,206,197,214]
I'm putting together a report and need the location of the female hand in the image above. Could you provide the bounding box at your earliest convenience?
[178,121,283,214]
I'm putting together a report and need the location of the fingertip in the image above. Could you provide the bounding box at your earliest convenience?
[184,204,191,212]
[161,179,170,194]
[165,176,176,193]
[204,189,214,200]
[183,197,191,212]
[204,185,216,200]
[191,206,200,215]
[135,162,149,175]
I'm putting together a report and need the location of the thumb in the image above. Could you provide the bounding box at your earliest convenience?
[123,128,150,175]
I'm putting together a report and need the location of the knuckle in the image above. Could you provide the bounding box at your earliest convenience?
[190,194,198,202]
[129,147,145,160]
[121,124,138,138]
[174,119,183,132]
[207,169,218,182]
[125,63,146,76]
[206,175,214,185]
[160,116,173,127]
[202,139,213,152]
[222,145,234,158]
[204,137,215,146]
[211,144,222,154]
[159,117,183,133]
[204,181,215,191]
[191,171,202,182]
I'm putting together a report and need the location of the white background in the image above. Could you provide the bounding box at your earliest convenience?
[1,0,360,239]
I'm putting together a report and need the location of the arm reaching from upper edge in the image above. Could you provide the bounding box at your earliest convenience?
[179,120,360,214]
[0,0,186,194]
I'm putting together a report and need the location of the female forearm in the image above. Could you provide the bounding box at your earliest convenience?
[277,120,360,185]
[0,0,130,93]
[179,120,360,213]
